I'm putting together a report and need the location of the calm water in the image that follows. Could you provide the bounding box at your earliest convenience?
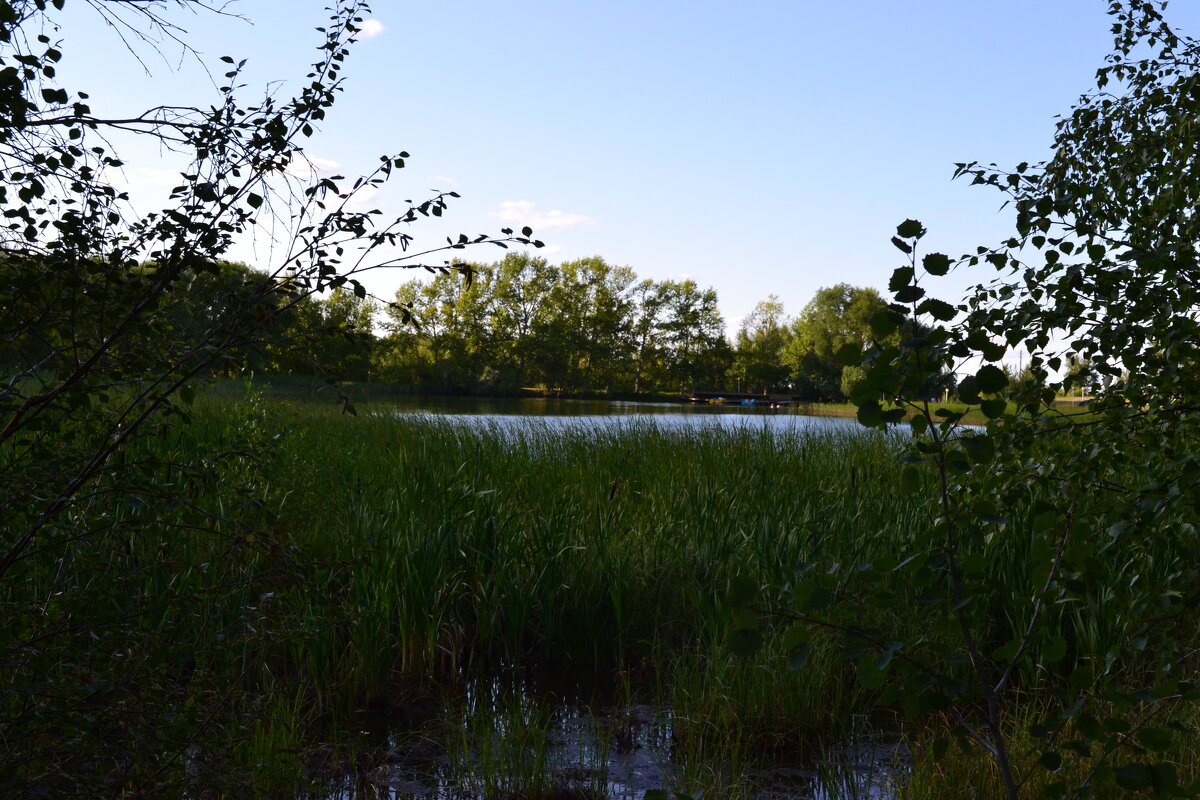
[321,674,905,800]
[377,396,864,434]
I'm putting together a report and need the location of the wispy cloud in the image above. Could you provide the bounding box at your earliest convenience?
[358,19,386,39]
[487,200,595,233]
[344,185,379,207]
[285,154,342,177]
[306,155,343,172]
[432,175,460,188]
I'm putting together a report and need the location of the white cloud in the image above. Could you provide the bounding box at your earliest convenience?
[538,245,567,258]
[306,155,342,172]
[432,175,460,187]
[487,200,595,233]
[344,185,379,207]
[284,154,342,178]
[358,19,386,38]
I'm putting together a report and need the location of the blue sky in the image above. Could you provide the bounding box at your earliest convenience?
[50,1,1200,332]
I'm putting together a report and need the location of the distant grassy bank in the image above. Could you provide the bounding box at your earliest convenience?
[210,375,1097,430]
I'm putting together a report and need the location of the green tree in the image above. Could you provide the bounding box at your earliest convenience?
[539,257,634,393]
[791,3,1200,796]
[658,279,730,395]
[626,278,672,393]
[489,252,558,390]
[379,265,497,392]
[162,260,284,376]
[783,284,887,401]
[731,295,790,394]
[268,287,378,381]
[376,278,435,386]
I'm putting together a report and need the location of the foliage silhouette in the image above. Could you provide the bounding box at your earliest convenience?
[737,2,1200,797]
[0,1,541,794]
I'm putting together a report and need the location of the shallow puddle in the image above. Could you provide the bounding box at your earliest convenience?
[318,674,906,800]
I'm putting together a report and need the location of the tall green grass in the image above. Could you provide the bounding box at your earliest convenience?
[141,396,924,791]
[46,391,1196,797]
[247,407,915,684]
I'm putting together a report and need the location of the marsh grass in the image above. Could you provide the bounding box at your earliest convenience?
[252,405,919,684]
[146,396,923,791]
[31,391,1193,797]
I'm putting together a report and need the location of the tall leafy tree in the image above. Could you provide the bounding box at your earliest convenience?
[731,295,790,394]
[380,266,496,392]
[626,278,672,393]
[540,257,634,393]
[783,284,887,401]
[268,287,378,381]
[489,252,558,390]
[657,279,730,395]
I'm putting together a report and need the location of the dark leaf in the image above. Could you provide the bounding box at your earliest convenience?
[922,252,951,275]
[917,298,956,321]
[1113,765,1151,791]
[957,376,980,404]
[980,399,1006,419]
[1039,751,1063,771]
[857,400,882,428]
[838,342,863,367]
[889,267,915,292]
[1136,727,1173,753]
[1043,635,1068,663]
[976,364,1008,394]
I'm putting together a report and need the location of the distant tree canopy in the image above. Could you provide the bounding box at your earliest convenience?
[239,256,922,401]
[784,284,888,401]
[372,253,731,395]
[731,295,790,395]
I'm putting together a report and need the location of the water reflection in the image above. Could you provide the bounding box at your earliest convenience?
[376,396,864,435]
[318,674,906,800]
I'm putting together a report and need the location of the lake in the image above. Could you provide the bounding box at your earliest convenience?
[376,395,865,434]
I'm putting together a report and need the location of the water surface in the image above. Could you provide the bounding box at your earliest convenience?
[378,396,864,435]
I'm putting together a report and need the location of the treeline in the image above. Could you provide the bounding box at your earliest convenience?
[159,254,923,401]
[378,255,729,395]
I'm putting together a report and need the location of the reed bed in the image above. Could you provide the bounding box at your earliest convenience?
[36,391,1193,798]
[244,404,919,698]
[129,396,922,790]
